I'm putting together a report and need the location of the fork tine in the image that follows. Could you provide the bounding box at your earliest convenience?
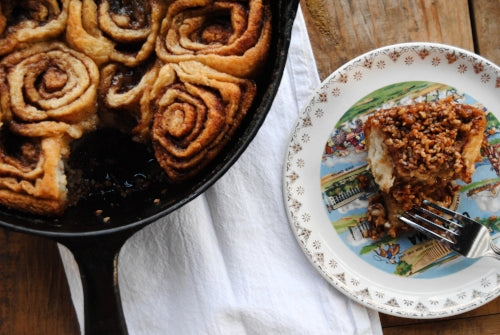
[413,206,463,230]
[401,201,496,259]
[409,212,458,237]
[422,199,471,223]
[400,214,455,244]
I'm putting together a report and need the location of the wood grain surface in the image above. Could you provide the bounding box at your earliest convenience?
[0,1,499,334]
[301,0,475,80]
[0,230,79,334]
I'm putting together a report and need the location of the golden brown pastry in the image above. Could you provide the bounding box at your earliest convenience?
[0,41,99,215]
[155,0,271,78]
[0,0,271,216]
[98,60,161,141]
[0,0,69,56]
[148,61,256,181]
[0,134,69,215]
[0,41,99,135]
[66,0,166,66]
[363,97,487,238]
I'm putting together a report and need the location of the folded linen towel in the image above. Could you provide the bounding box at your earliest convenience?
[59,7,383,335]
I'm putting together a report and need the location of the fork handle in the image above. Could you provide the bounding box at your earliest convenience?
[486,240,500,260]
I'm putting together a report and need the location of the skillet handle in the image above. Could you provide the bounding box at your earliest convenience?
[59,230,136,335]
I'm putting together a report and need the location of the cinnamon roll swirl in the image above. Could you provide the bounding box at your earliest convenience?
[155,0,271,78]
[0,41,99,215]
[0,0,271,216]
[0,0,69,56]
[148,61,256,181]
[66,0,166,67]
[0,41,99,138]
[99,60,161,141]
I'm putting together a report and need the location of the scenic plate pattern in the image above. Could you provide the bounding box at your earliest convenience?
[284,43,500,318]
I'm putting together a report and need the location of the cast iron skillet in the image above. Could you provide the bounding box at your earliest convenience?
[0,1,300,334]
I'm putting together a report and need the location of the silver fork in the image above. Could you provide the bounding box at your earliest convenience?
[400,200,500,260]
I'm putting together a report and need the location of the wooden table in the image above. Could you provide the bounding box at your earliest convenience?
[0,1,499,334]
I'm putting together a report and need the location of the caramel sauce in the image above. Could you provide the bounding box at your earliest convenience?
[0,130,41,170]
[107,0,151,28]
[109,62,150,94]
[67,128,170,209]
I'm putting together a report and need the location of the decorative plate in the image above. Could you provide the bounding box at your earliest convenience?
[283,42,500,318]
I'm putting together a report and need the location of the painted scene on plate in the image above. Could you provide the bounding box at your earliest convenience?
[320,81,500,278]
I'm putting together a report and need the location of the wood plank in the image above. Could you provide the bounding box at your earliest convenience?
[382,313,500,335]
[300,0,474,80]
[471,0,500,65]
[0,230,80,334]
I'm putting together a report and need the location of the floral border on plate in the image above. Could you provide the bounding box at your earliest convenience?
[283,42,500,318]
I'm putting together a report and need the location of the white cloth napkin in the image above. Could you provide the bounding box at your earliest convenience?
[59,8,383,335]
